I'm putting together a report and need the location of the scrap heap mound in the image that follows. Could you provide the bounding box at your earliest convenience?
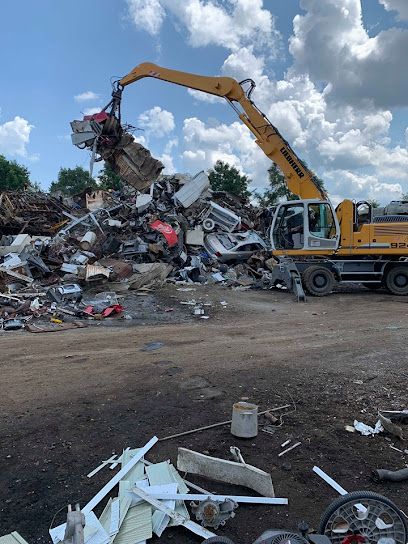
[0,191,71,235]
[0,114,275,331]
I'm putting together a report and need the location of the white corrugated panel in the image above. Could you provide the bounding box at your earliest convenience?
[174,171,210,208]
[0,533,29,544]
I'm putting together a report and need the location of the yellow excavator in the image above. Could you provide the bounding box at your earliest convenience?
[78,62,408,298]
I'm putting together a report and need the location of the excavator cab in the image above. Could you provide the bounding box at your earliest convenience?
[270,199,340,252]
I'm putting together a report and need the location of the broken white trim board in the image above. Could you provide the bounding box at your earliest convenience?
[177,447,275,497]
[83,436,158,515]
[87,455,118,478]
[313,466,366,514]
[109,497,120,536]
[148,483,178,537]
[145,461,189,526]
[312,467,348,495]
[131,484,216,540]
[140,493,288,505]
[110,447,131,470]
[120,448,145,486]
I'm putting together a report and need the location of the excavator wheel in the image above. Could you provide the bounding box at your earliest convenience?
[385,266,408,295]
[302,265,336,297]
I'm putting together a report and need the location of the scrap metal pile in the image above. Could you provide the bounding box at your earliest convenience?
[0,191,71,235]
[0,166,276,331]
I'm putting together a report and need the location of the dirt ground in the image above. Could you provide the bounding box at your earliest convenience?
[1,284,408,544]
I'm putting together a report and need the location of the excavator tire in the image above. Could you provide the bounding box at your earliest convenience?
[362,282,382,290]
[302,265,335,297]
[385,266,408,295]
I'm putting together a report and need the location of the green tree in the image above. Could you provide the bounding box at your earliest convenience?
[368,199,380,208]
[98,163,123,191]
[50,166,97,196]
[208,160,250,198]
[402,193,408,201]
[255,163,326,207]
[255,163,297,207]
[0,155,31,191]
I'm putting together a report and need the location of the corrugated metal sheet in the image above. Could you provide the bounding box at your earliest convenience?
[113,504,152,544]
[0,533,29,544]
[85,264,111,281]
[174,171,210,208]
[121,449,145,486]
[146,462,190,525]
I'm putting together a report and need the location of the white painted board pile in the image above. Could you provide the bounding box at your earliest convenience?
[48,436,288,544]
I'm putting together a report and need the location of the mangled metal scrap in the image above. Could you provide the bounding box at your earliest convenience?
[0,191,70,235]
[191,498,238,529]
[100,132,164,191]
[70,113,164,191]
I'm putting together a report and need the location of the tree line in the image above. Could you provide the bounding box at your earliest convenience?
[0,153,393,207]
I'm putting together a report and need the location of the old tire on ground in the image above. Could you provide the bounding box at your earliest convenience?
[385,266,408,295]
[302,265,335,296]
[319,490,408,544]
[362,282,382,290]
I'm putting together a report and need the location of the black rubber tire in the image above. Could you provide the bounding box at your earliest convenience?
[385,266,408,295]
[319,490,408,544]
[202,538,236,544]
[302,265,335,296]
[362,282,382,290]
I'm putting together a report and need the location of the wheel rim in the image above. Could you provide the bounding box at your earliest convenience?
[322,496,407,544]
[314,273,328,288]
[394,273,408,288]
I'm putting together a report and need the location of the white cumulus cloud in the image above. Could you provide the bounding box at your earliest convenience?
[158,153,176,173]
[289,0,408,108]
[187,89,224,103]
[182,117,270,190]
[127,0,166,35]
[0,116,34,157]
[83,107,102,116]
[379,0,408,21]
[137,106,175,137]
[74,91,100,102]
[128,0,280,52]
[127,0,408,203]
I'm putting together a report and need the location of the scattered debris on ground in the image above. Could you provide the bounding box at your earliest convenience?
[0,168,279,331]
[45,434,287,544]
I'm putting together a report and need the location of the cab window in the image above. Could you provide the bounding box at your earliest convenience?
[272,204,304,249]
[308,203,336,239]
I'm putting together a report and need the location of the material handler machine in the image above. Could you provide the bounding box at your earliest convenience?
[72,62,408,299]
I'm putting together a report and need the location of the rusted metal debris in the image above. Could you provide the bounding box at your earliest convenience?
[0,191,70,235]
[70,113,164,191]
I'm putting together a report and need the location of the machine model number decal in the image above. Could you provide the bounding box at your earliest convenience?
[391,242,407,248]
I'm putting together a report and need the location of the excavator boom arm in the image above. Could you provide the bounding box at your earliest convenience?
[119,62,326,200]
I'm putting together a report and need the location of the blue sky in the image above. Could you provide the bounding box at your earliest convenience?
[0,0,407,204]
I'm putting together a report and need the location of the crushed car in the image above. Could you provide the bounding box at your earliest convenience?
[204,231,268,263]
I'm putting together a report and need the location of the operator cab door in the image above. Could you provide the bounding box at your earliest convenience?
[270,200,340,251]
